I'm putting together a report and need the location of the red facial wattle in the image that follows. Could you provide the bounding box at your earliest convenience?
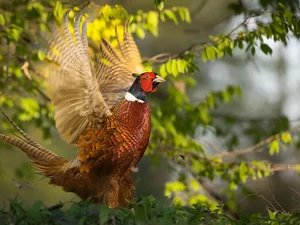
[140,72,157,92]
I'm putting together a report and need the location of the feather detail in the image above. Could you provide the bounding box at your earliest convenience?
[47,12,144,144]
[77,99,151,175]
[0,110,67,177]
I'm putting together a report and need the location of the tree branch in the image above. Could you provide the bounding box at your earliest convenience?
[270,163,300,172]
[144,10,274,64]
[214,125,300,159]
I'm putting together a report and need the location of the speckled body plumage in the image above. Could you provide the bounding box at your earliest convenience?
[47,100,151,207]
[0,12,164,208]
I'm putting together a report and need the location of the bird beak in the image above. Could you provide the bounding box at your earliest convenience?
[153,75,165,83]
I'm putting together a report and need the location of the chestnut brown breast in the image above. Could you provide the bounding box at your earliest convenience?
[77,99,151,176]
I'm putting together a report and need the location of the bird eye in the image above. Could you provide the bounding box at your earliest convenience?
[144,75,149,80]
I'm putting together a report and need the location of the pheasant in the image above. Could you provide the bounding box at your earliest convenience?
[0,12,165,208]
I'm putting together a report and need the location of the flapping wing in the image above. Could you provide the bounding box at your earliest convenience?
[47,13,144,144]
[94,20,144,108]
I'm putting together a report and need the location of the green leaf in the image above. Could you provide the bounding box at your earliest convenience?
[267,209,277,220]
[163,9,178,25]
[53,1,65,21]
[190,179,201,191]
[176,59,185,73]
[295,164,300,174]
[184,76,196,86]
[205,46,216,61]
[206,93,216,108]
[135,202,148,222]
[281,132,292,145]
[269,139,279,156]
[199,103,211,125]
[251,47,256,56]
[171,59,178,77]
[99,205,110,225]
[201,50,207,62]
[37,51,46,61]
[157,2,164,11]
[176,7,191,23]
[239,162,248,183]
[182,8,191,23]
[260,43,273,55]
[278,2,285,10]
[0,14,5,25]
[99,5,112,17]
[154,0,165,10]
[166,60,172,74]
[164,181,186,196]
[221,91,231,103]
[136,26,145,39]
[159,64,167,78]
[28,200,43,219]
[19,98,39,121]
[147,11,159,26]
[229,181,237,190]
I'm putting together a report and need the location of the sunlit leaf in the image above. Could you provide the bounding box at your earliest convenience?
[269,139,280,156]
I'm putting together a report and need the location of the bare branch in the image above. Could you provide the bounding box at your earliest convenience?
[190,0,208,18]
[270,164,300,172]
[271,193,286,213]
[258,194,277,212]
[214,125,300,158]
[288,186,300,196]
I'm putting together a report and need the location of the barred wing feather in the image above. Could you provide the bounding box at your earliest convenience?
[47,13,144,144]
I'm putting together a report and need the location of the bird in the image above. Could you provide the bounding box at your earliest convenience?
[0,12,165,208]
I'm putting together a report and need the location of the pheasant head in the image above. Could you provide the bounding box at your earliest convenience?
[125,72,165,102]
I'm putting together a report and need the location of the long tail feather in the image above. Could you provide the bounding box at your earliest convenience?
[0,110,67,177]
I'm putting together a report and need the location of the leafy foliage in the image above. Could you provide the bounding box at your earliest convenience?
[1,197,299,225]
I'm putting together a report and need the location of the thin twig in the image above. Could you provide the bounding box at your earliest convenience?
[288,186,300,196]
[190,0,208,18]
[214,125,300,158]
[268,188,286,213]
[199,139,223,153]
[236,189,263,208]
[290,197,300,205]
[270,164,299,172]
[258,194,277,212]
[226,10,270,37]
[145,10,275,63]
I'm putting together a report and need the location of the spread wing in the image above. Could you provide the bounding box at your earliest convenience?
[47,12,144,144]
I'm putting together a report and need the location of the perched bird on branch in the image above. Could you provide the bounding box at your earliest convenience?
[0,12,164,208]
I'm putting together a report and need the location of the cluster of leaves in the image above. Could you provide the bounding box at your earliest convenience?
[146,0,300,210]
[0,0,57,139]
[200,5,300,61]
[131,6,190,38]
[0,1,191,139]
[1,197,299,225]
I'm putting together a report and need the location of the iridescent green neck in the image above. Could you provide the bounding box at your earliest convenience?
[127,78,148,102]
